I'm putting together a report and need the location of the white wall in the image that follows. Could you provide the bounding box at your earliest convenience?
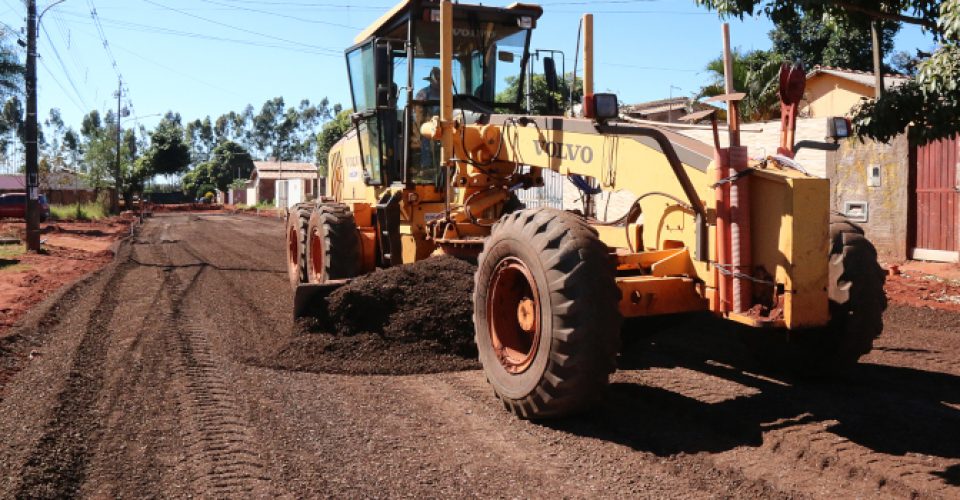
[275,179,303,209]
[677,117,831,178]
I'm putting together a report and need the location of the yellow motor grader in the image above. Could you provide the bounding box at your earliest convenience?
[287,0,885,418]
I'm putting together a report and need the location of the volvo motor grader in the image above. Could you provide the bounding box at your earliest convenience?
[286,0,885,418]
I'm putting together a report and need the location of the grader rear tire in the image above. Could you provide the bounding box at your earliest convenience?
[286,203,313,288]
[767,215,887,375]
[306,203,361,283]
[473,208,622,419]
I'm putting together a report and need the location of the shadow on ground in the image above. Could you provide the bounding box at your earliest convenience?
[544,312,960,485]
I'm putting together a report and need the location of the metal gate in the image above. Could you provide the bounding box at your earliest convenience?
[516,168,564,209]
[911,136,960,262]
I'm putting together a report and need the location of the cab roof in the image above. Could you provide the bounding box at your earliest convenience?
[353,0,544,44]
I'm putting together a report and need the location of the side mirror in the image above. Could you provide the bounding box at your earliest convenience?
[543,57,559,93]
[593,93,619,122]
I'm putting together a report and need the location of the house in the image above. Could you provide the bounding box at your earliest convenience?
[0,172,98,204]
[802,66,910,117]
[248,161,319,209]
[621,97,710,123]
[0,174,24,194]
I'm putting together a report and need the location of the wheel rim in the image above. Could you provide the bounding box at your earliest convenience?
[308,226,324,283]
[487,257,541,374]
[287,224,300,279]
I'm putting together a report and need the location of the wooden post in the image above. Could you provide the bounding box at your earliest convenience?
[872,20,884,98]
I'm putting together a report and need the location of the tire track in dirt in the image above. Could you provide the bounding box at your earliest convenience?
[153,222,281,498]
[14,245,135,499]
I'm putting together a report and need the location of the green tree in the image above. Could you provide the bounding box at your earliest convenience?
[693,1,940,32]
[770,13,898,72]
[315,109,352,177]
[185,116,215,161]
[695,0,959,143]
[139,115,192,177]
[0,30,22,98]
[854,1,960,144]
[496,72,583,115]
[697,49,786,122]
[79,110,142,202]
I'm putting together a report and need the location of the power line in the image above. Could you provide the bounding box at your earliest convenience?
[86,0,122,81]
[40,22,90,110]
[38,57,85,113]
[206,0,387,9]
[56,11,341,56]
[195,0,362,30]
[140,0,342,53]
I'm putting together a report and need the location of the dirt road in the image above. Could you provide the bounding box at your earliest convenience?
[1,213,957,498]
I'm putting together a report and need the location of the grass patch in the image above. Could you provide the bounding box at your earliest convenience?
[0,244,26,271]
[0,244,25,260]
[49,203,108,221]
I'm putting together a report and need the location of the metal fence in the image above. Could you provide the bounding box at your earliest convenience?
[516,168,565,209]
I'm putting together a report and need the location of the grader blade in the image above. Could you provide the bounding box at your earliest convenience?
[293,280,348,320]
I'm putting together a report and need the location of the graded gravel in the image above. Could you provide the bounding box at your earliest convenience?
[0,213,957,499]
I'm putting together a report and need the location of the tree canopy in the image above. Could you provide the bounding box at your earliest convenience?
[769,14,898,71]
[138,115,192,177]
[852,0,960,144]
[693,1,942,33]
[696,0,960,143]
[315,110,352,178]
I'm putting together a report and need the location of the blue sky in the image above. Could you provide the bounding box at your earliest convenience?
[0,0,940,133]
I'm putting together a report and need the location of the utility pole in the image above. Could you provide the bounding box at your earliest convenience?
[112,79,122,214]
[24,0,40,252]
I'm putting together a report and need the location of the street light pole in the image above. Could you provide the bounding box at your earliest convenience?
[24,0,40,252]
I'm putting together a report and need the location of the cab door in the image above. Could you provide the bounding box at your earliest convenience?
[345,40,400,186]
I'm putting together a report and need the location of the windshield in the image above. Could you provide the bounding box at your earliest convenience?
[411,19,529,110]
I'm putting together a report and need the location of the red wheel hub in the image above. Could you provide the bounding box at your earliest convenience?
[309,227,324,283]
[487,257,541,374]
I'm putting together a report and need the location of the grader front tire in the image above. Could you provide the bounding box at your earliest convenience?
[306,203,361,283]
[473,208,622,419]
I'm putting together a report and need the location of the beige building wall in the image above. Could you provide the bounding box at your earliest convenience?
[803,76,874,118]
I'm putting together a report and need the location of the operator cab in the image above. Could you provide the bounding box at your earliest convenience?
[345,0,543,187]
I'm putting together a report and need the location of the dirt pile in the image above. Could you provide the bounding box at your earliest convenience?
[267,256,481,375]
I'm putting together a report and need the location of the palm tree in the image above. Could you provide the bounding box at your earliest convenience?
[697,49,785,123]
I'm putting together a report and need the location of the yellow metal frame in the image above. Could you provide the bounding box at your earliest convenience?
[326,0,833,330]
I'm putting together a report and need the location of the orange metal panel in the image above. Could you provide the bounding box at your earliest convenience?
[616,276,708,317]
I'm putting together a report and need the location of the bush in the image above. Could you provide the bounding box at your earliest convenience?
[49,203,108,221]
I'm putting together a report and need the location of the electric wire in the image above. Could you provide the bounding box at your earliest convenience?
[56,11,341,56]
[86,0,122,81]
[140,0,341,53]
[195,0,361,30]
[40,23,90,110]
[38,57,85,113]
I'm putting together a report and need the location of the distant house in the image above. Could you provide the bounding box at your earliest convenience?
[0,172,97,204]
[621,97,713,123]
[803,66,910,117]
[0,174,24,194]
[248,161,318,208]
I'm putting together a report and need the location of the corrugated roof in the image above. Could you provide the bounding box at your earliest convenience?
[807,65,910,90]
[0,174,25,191]
[252,161,318,180]
[253,161,317,173]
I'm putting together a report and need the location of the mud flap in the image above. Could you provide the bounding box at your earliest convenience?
[293,280,349,320]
